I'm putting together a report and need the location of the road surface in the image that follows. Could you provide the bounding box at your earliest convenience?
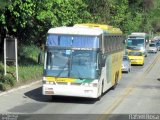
[0,52,160,120]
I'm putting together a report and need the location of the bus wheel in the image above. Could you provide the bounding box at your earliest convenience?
[97,82,103,101]
[112,74,118,90]
[51,95,55,101]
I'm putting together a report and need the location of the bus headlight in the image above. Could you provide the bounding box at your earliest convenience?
[140,47,145,52]
[84,83,98,87]
[43,80,55,84]
[125,49,128,54]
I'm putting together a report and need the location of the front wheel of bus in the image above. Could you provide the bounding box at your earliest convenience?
[51,95,55,101]
[97,82,103,101]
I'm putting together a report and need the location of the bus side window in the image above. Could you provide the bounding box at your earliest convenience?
[112,36,115,51]
[118,36,121,50]
[111,36,114,52]
[114,36,117,50]
[46,52,52,69]
[105,36,110,52]
[104,36,107,51]
[107,37,110,52]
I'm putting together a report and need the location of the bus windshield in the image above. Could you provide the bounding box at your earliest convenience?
[44,48,98,79]
[128,51,142,56]
[127,38,145,47]
[149,44,156,47]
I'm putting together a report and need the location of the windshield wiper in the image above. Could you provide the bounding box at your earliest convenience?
[70,69,85,80]
[55,61,69,78]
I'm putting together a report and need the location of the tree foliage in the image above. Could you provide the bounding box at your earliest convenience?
[0,0,160,47]
[0,0,91,46]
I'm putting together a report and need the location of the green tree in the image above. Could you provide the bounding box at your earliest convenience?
[108,0,129,27]
[84,0,110,23]
[0,0,91,46]
[148,0,160,34]
[54,0,91,26]
[1,0,160,47]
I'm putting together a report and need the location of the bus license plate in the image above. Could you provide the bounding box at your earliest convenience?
[45,88,54,95]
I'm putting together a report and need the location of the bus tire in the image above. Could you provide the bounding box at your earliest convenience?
[97,81,103,101]
[51,95,55,101]
[112,73,118,90]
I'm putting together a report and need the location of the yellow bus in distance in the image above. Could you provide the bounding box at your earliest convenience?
[128,50,145,65]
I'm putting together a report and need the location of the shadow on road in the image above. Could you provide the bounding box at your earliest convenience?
[24,87,50,102]
[24,87,96,104]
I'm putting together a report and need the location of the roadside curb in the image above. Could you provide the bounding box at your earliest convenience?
[0,80,41,96]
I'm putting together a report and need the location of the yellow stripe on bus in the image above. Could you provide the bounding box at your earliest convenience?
[45,77,76,82]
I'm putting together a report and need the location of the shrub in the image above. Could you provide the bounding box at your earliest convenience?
[0,44,43,91]
[0,75,16,90]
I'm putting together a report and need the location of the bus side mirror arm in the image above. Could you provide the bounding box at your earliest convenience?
[123,39,126,44]
[98,52,106,68]
[101,55,106,67]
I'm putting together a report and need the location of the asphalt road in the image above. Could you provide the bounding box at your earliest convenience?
[0,52,160,120]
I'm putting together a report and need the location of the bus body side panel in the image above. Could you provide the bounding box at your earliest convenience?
[102,51,123,92]
[103,53,112,92]
[111,51,123,85]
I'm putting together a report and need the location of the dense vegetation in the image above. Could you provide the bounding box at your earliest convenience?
[0,0,160,90]
[0,0,160,45]
[0,45,43,90]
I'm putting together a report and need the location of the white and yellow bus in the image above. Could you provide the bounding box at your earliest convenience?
[42,24,124,100]
[126,32,149,57]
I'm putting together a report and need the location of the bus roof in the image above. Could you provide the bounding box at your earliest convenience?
[74,23,123,34]
[129,32,148,37]
[48,26,104,36]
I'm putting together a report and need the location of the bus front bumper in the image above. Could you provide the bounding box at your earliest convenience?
[130,59,144,65]
[42,84,99,98]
